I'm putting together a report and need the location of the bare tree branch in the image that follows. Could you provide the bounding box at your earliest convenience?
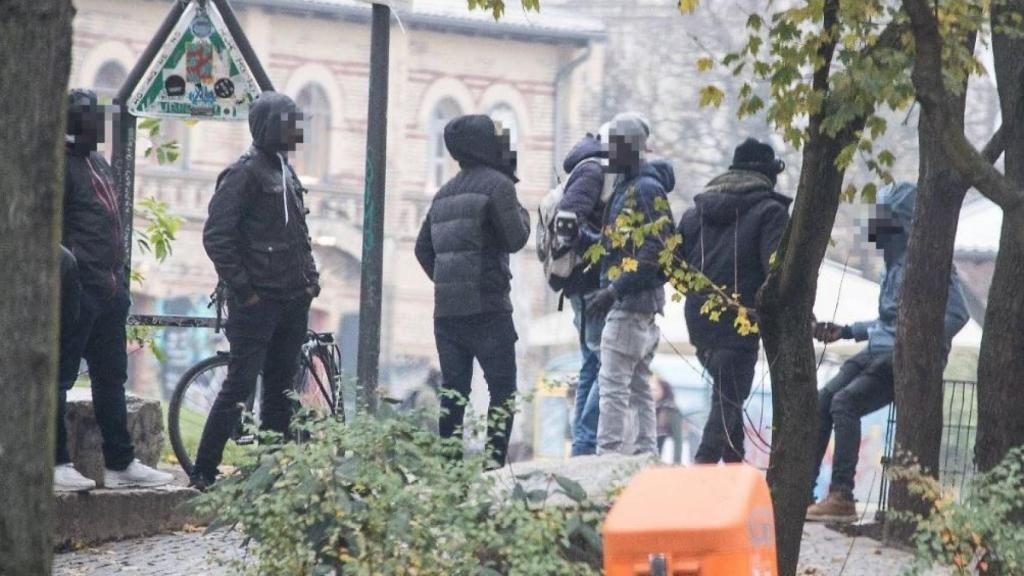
[903,0,1021,209]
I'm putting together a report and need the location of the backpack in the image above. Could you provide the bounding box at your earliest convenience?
[536,158,602,292]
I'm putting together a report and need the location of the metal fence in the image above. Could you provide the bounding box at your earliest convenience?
[877,380,978,514]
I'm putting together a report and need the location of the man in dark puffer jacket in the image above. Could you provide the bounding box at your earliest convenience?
[415,114,530,468]
[192,92,320,490]
[557,132,609,456]
[677,138,791,464]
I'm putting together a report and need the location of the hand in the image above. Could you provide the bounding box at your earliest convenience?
[814,322,844,344]
[585,286,617,320]
[243,294,261,307]
[306,285,319,298]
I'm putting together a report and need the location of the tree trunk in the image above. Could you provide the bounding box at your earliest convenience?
[977,2,1024,472]
[759,123,859,576]
[888,111,970,540]
[0,2,75,574]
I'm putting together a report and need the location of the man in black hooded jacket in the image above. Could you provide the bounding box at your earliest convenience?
[192,92,320,489]
[415,114,530,468]
[57,90,174,491]
[677,138,791,464]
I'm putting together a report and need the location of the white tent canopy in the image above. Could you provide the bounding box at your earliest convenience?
[527,259,983,349]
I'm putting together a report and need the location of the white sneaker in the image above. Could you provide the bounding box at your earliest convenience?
[54,463,96,492]
[104,459,175,489]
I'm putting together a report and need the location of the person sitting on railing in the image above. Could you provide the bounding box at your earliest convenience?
[191,92,320,491]
[56,90,174,491]
[807,182,969,523]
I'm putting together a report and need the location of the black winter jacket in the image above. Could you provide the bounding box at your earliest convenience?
[63,148,125,297]
[677,170,791,352]
[557,134,606,296]
[203,93,320,302]
[415,115,531,318]
[600,160,675,315]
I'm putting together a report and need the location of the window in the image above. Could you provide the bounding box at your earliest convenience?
[92,61,126,161]
[428,98,462,191]
[488,104,520,151]
[92,60,126,104]
[294,83,332,181]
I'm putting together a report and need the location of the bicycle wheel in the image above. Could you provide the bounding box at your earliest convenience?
[293,344,342,421]
[168,354,261,475]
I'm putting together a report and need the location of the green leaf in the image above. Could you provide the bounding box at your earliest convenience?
[553,474,587,504]
[698,85,725,108]
[696,56,715,72]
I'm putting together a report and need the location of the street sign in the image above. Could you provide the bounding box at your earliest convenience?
[129,0,261,120]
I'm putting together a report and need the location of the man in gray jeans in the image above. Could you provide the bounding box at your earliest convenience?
[586,113,674,456]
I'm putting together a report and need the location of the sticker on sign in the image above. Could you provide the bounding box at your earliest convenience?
[129,1,261,120]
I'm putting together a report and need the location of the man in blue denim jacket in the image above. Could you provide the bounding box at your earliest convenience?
[807,182,970,522]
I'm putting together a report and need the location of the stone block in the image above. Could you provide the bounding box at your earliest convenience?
[65,388,164,486]
[486,453,654,507]
[54,484,202,549]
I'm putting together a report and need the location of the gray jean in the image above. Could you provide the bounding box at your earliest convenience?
[596,308,660,456]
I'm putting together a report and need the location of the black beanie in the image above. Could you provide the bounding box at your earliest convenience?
[730,138,785,181]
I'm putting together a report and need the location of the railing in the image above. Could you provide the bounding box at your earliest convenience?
[877,380,978,516]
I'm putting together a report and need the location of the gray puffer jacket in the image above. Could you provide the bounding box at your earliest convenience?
[415,115,531,318]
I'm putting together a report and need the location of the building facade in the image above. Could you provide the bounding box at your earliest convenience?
[71,0,605,402]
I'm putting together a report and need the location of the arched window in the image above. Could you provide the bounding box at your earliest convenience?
[91,61,127,161]
[488,103,520,151]
[428,98,462,192]
[92,60,126,104]
[294,83,332,181]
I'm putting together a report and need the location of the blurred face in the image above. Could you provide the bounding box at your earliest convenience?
[494,123,517,174]
[280,110,304,152]
[867,205,904,248]
[607,133,641,173]
[67,103,107,150]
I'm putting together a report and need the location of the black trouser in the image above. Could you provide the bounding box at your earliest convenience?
[56,286,135,470]
[694,347,758,464]
[815,347,894,496]
[434,312,518,467]
[193,295,310,478]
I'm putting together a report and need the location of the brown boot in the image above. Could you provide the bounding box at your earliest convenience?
[806,489,857,523]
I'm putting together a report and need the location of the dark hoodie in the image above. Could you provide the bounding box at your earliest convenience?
[558,134,606,295]
[415,115,531,318]
[600,160,676,315]
[63,89,125,297]
[203,92,319,302]
[677,170,791,352]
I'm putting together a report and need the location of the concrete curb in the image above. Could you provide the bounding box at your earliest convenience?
[55,484,203,549]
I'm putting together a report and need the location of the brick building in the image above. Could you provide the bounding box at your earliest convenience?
[70,0,605,402]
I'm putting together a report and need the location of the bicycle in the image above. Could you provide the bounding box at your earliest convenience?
[167,330,344,475]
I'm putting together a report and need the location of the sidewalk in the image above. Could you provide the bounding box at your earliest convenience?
[54,523,934,575]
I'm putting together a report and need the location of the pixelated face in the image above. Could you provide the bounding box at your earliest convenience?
[67,103,109,146]
[607,126,642,172]
[862,204,904,248]
[279,110,304,151]
[493,124,518,172]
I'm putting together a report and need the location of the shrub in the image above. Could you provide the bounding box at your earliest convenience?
[893,446,1024,575]
[193,409,607,575]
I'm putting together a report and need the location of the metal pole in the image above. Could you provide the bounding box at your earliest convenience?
[356,3,391,415]
[212,0,275,91]
[112,0,187,272]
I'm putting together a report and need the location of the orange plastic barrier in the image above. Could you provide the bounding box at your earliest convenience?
[603,465,778,575]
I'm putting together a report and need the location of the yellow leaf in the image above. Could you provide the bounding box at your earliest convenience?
[678,0,700,14]
[696,56,715,72]
[621,257,639,273]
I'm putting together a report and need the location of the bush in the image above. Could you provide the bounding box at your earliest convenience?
[193,409,607,575]
[893,446,1024,575]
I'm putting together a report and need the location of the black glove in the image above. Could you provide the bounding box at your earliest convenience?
[585,286,618,321]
